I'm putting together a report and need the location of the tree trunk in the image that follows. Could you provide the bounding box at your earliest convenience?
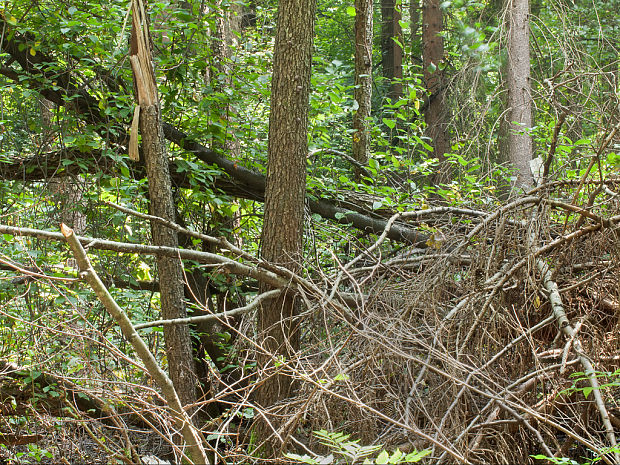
[506,0,533,189]
[39,96,87,235]
[422,0,450,184]
[410,0,422,61]
[381,0,403,102]
[256,0,316,454]
[130,1,198,411]
[353,0,373,179]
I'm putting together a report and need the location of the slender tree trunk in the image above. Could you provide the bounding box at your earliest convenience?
[130,0,198,411]
[410,0,422,61]
[256,0,316,454]
[506,0,533,189]
[422,0,450,184]
[353,0,373,179]
[381,0,403,102]
[39,96,87,234]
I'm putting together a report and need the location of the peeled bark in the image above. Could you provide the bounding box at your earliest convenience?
[61,224,207,465]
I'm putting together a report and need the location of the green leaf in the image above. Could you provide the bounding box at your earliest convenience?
[376,450,389,464]
[582,386,593,399]
[346,6,356,16]
[372,201,383,210]
[283,453,318,464]
[335,212,346,220]
[388,449,404,463]
[404,449,432,462]
[334,373,349,381]
[382,118,396,129]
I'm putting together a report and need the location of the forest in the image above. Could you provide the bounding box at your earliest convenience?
[0,0,618,463]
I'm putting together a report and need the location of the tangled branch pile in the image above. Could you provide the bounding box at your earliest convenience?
[251,180,620,464]
[2,180,620,464]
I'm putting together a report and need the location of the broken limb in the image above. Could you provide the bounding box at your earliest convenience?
[61,224,209,465]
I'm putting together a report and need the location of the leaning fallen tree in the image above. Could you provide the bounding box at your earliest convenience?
[0,15,427,245]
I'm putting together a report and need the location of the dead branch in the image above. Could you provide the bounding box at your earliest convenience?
[60,223,209,464]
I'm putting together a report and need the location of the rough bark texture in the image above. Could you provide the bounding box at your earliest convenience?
[353,0,373,179]
[422,0,451,184]
[256,0,316,453]
[140,106,198,409]
[381,0,403,101]
[130,6,198,411]
[506,0,533,189]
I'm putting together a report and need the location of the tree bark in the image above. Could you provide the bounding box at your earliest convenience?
[256,0,316,454]
[353,0,374,179]
[410,0,422,60]
[381,0,403,102]
[130,0,199,410]
[506,0,533,189]
[422,0,450,184]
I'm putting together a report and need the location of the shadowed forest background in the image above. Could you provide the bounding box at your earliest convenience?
[0,0,619,463]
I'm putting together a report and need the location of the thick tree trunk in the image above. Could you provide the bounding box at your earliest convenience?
[422,0,450,184]
[353,0,373,179]
[130,1,198,411]
[506,0,533,189]
[381,0,403,102]
[256,0,316,454]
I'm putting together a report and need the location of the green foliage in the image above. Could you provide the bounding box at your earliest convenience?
[560,369,620,401]
[17,443,53,462]
[532,446,620,465]
[284,430,431,464]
